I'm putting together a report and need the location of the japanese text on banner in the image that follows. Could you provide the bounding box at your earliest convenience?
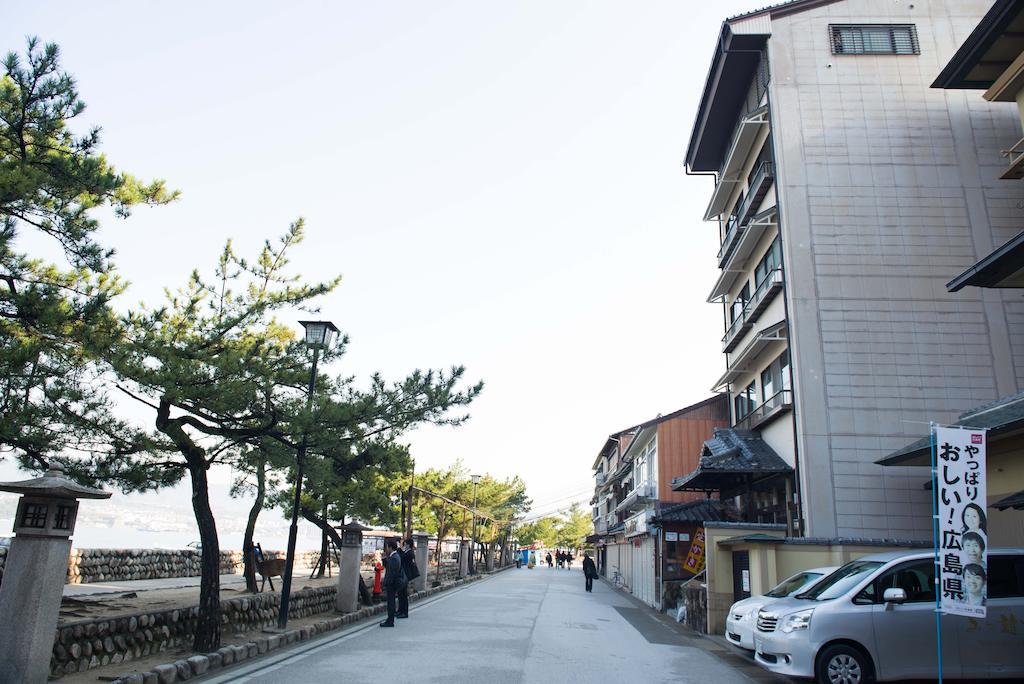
[934,425,987,618]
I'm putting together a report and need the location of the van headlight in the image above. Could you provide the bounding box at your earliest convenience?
[780,608,814,633]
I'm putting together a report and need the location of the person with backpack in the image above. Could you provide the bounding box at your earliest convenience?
[396,537,420,619]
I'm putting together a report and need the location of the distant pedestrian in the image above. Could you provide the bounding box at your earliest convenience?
[556,551,564,568]
[582,552,597,592]
[545,552,553,568]
[379,539,405,627]
[397,538,420,619]
[566,552,573,568]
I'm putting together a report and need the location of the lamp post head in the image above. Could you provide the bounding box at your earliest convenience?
[471,474,481,485]
[0,463,110,539]
[298,320,339,348]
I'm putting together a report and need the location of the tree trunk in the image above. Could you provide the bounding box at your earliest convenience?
[242,455,267,593]
[316,499,328,578]
[190,464,221,652]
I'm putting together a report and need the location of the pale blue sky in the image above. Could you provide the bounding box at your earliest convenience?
[1,0,763,547]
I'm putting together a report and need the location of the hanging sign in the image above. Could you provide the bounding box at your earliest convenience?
[934,425,987,618]
[683,527,706,574]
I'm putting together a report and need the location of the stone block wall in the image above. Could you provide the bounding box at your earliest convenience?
[50,586,336,678]
[0,547,332,586]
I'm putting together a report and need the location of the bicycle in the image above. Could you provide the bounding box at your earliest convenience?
[611,566,624,589]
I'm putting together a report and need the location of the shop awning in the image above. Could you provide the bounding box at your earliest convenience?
[877,390,1024,467]
[992,490,1024,511]
[672,427,792,495]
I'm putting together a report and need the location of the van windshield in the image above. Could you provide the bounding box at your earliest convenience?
[795,560,884,601]
[765,571,824,598]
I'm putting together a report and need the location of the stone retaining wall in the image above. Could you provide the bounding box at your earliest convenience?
[0,547,331,585]
[50,586,336,678]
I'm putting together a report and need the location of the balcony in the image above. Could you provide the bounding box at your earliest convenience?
[721,270,782,353]
[613,483,655,514]
[745,269,783,323]
[713,321,787,391]
[722,310,751,353]
[703,106,770,220]
[717,212,745,268]
[734,389,793,431]
[707,208,778,302]
[1001,136,1024,180]
[736,161,774,225]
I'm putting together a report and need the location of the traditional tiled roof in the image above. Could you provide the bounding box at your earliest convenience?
[673,428,792,493]
[651,499,739,524]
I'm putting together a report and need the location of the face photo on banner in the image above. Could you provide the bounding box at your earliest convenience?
[934,425,987,618]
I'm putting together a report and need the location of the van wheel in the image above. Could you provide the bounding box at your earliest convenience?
[815,644,874,684]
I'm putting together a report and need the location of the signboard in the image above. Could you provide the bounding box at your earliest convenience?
[934,425,987,618]
[664,531,678,542]
[625,511,648,538]
[683,527,706,575]
[741,569,750,592]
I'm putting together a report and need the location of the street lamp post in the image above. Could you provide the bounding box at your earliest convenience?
[469,474,480,575]
[277,320,338,630]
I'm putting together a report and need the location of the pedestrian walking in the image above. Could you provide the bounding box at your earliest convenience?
[379,539,405,627]
[545,552,553,568]
[566,552,573,568]
[582,552,597,592]
[397,538,420,618]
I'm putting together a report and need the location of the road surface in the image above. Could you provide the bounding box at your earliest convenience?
[209,565,757,684]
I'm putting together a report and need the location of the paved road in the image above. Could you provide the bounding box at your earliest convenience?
[210,566,756,684]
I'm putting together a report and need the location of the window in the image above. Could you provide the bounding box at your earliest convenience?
[21,503,48,528]
[854,559,935,604]
[988,555,1024,599]
[754,237,782,287]
[54,504,74,530]
[734,380,757,421]
[730,282,750,323]
[829,24,919,55]
[761,351,791,402]
[633,437,656,491]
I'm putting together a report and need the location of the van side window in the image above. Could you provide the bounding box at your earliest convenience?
[858,560,935,604]
[988,555,1024,599]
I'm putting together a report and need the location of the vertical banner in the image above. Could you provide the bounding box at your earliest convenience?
[683,527,706,575]
[934,425,987,618]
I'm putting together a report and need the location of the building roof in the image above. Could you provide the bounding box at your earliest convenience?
[651,498,739,524]
[672,427,792,493]
[932,0,1024,90]
[685,0,843,173]
[992,490,1024,510]
[947,231,1024,291]
[878,390,1024,467]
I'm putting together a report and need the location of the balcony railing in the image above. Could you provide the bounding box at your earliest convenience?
[1001,136,1024,180]
[717,212,745,267]
[722,310,751,353]
[722,269,783,353]
[734,389,792,431]
[737,161,774,224]
[746,269,784,323]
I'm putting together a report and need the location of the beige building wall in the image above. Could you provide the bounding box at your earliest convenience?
[766,0,1024,539]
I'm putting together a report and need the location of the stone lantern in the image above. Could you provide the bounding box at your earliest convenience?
[0,463,110,684]
[335,521,369,613]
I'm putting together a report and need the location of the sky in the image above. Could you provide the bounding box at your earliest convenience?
[0,0,764,549]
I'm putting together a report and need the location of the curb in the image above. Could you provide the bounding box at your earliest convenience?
[108,567,510,684]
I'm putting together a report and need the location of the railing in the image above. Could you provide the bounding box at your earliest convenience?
[745,269,783,323]
[718,212,745,266]
[734,389,792,431]
[722,270,782,353]
[736,161,774,224]
[722,309,751,353]
[1000,136,1024,180]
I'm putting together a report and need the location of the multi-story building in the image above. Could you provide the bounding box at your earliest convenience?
[683,0,1024,540]
[590,396,729,608]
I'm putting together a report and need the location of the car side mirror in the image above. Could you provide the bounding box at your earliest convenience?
[883,587,906,605]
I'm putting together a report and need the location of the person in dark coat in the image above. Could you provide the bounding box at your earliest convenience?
[380,539,405,627]
[582,552,597,592]
[545,552,553,568]
[397,538,420,618]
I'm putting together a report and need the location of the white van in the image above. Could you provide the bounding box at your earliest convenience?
[726,566,838,650]
[752,549,1024,682]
